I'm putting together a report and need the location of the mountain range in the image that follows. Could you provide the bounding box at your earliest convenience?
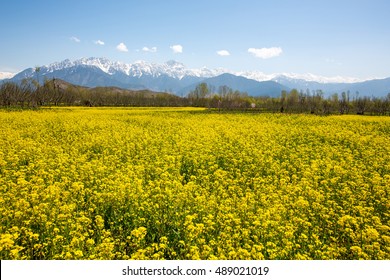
[4,57,390,98]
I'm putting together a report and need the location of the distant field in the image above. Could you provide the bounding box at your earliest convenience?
[0,107,389,259]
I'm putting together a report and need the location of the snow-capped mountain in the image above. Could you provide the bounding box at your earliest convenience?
[238,71,362,84]
[41,57,225,79]
[8,57,390,97]
[37,57,363,83]
[10,57,230,93]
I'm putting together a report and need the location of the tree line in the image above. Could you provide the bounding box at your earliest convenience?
[1,79,390,115]
[0,78,186,107]
[188,83,390,115]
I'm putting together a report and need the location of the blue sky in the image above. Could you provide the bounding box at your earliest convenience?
[1,0,390,79]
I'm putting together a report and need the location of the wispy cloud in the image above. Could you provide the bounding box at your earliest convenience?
[248,47,282,59]
[142,46,157,53]
[116,42,128,52]
[70,36,81,43]
[170,44,183,53]
[325,58,342,66]
[217,50,230,56]
[94,40,105,45]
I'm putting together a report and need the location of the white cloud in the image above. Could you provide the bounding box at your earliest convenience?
[116,42,128,52]
[94,40,105,45]
[248,47,282,59]
[0,72,15,79]
[170,44,183,53]
[142,46,157,53]
[217,50,230,56]
[70,36,80,43]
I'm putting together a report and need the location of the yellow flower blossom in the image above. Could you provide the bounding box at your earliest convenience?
[0,108,389,259]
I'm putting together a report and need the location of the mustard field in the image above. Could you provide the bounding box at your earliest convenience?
[0,107,389,260]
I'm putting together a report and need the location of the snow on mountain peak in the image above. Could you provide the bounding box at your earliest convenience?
[235,70,365,84]
[44,57,123,75]
[167,61,186,71]
[165,60,184,67]
[39,57,226,80]
[271,73,363,84]
[39,57,364,84]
